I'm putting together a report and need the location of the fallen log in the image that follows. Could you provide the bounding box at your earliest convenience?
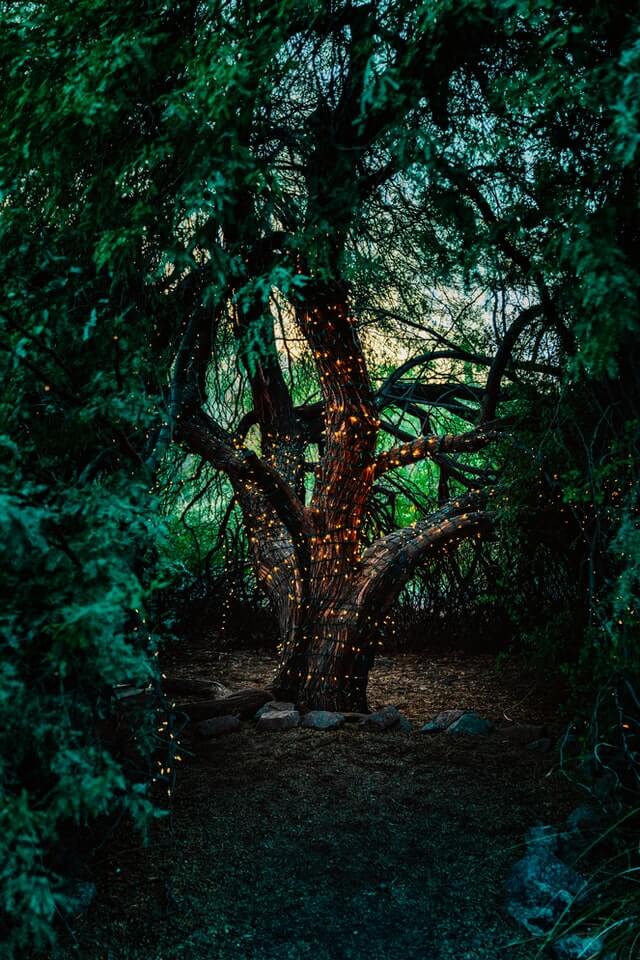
[176,688,273,722]
[162,677,231,699]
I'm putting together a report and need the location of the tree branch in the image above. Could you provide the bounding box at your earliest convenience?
[479,304,545,422]
[176,411,309,548]
[373,426,497,479]
[354,493,494,617]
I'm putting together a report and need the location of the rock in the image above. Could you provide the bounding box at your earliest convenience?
[60,881,97,918]
[301,710,344,730]
[255,700,295,719]
[501,724,546,745]
[525,823,564,853]
[504,844,588,936]
[552,933,605,959]
[528,738,552,752]
[193,715,241,738]
[525,823,560,855]
[113,685,146,703]
[446,712,493,736]
[420,720,443,734]
[362,705,402,731]
[257,709,300,731]
[566,804,603,835]
[397,715,413,733]
[560,804,604,852]
[341,712,369,723]
[420,709,465,734]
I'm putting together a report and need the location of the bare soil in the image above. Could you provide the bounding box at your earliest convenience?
[55,647,580,960]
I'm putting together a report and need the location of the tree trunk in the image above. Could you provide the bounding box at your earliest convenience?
[272,599,374,712]
[269,499,491,711]
[179,287,493,713]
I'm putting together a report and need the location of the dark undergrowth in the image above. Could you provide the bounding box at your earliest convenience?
[49,649,581,960]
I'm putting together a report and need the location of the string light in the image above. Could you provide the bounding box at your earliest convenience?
[179,297,497,709]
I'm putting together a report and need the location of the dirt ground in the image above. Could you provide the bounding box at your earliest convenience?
[55,648,581,960]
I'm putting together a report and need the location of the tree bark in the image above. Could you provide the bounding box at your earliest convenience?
[272,599,374,712]
[177,291,496,712]
[270,494,492,711]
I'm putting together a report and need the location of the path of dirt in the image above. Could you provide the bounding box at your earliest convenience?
[56,650,579,960]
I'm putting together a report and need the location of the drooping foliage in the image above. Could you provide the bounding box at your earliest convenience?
[0,3,184,950]
[477,1,640,690]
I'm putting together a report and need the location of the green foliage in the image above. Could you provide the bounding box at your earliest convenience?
[0,2,183,951]
[0,0,639,950]
[0,405,166,954]
[9,487,169,939]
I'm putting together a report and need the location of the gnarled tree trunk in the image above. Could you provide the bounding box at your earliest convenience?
[269,496,492,712]
[178,289,495,711]
[157,0,562,714]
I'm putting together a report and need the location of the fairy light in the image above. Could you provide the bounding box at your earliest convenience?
[173,297,498,710]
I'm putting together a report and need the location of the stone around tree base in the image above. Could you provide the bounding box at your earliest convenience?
[361,705,401,730]
[301,710,344,730]
[420,709,466,734]
[257,709,300,731]
[255,701,295,719]
[446,712,493,736]
[193,715,241,738]
[180,688,272,721]
[163,677,231,699]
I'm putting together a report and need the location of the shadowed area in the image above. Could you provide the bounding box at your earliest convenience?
[56,653,577,960]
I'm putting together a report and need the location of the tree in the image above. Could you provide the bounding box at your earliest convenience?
[163,0,640,710]
[162,0,574,710]
[0,2,190,948]
[3,0,639,951]
[5,0,638,725]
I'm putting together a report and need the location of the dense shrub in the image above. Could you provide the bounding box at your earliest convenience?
[0,5,177,946]
[0,471,165,953]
